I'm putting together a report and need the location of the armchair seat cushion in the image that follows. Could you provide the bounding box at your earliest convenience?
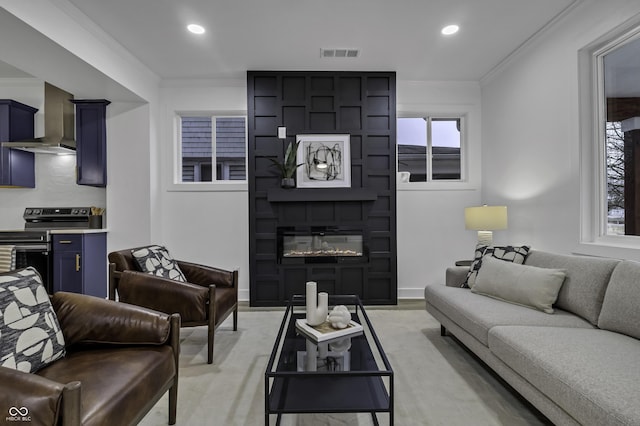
[37,346,176,426]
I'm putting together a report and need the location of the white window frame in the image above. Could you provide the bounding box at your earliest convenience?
[396,113,469,191]
[169,111,248,192]
[578,19,640,256]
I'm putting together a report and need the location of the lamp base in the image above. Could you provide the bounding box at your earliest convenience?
[477,231,493,246]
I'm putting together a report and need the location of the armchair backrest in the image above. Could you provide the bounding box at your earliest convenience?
[108,248,143,273]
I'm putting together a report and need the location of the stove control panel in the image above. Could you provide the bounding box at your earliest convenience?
[24,207,92,219]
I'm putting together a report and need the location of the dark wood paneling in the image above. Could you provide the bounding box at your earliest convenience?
[248,71,397,306]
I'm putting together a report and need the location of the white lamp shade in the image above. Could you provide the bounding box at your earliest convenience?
[465,206,508,231]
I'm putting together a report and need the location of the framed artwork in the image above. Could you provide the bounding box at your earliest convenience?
[296,134,351,188]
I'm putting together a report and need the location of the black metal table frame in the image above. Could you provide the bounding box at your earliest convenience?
[265,294,394,425]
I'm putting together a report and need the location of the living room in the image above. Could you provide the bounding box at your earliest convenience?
[1,0,640,424]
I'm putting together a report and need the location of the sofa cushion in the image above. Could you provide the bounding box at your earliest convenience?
[131,245,187,282]
[524,250,619,325]
[462,245,530,288]
[424,284,594,346]
[37,345,175,426]
[472,256,566,313]
[0,267,66,373]
[489,326,640,426]
[598,260,640,340]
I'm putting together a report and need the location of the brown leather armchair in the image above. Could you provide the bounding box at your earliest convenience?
[0,292,180,426]
[108,247,238,364]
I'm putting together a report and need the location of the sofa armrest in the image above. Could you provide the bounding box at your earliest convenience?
[177,260,237,288]
[446,266,469,287]
[0,366,79,426]
[51,292,173,347]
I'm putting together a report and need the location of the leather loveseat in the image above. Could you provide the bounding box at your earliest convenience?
[0,292,180,426]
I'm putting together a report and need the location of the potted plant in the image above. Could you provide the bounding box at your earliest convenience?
[269,139,303,188]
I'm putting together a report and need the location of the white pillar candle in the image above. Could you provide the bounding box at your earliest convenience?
[306,281,328,326]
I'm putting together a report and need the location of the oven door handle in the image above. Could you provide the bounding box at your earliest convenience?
[12,244,50,251]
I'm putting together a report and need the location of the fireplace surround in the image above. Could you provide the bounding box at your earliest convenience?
[248,71,397,306]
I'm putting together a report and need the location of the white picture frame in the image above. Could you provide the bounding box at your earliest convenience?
[296,134,351,188]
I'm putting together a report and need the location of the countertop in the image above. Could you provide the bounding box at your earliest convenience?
[49,229,108,234]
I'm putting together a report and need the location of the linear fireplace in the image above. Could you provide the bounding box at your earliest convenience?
[278,227,367,264]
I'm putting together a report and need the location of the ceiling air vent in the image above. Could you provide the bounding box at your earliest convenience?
[321,48,360,58]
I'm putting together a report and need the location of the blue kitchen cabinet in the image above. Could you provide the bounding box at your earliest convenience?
[52,233,107,298]
[0,99,37,188]
[72,100,110,187]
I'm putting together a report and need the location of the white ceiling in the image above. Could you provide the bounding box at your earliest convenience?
[0,60,31,78]
[59,0,577,81]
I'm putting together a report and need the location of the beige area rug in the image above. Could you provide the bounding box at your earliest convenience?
[139,308,550,426]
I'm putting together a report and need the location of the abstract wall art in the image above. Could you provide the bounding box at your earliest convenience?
[296,134,351,188]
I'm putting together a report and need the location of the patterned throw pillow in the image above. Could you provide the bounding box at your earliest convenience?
[131,245,187,282]
[0,267,66,373]
[461,245,531,288]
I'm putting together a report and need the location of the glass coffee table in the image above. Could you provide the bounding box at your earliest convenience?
[265,295,394,425]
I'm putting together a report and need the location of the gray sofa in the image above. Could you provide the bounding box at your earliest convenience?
[424,249,640,426]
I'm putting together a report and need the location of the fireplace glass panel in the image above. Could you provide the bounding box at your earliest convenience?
[278,227,367,264]
[283,234,363,258]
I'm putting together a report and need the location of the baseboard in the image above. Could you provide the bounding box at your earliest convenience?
[397,288,426,299]
[238,288,425,303]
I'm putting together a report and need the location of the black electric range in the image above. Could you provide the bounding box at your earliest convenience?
[0,207,94,292]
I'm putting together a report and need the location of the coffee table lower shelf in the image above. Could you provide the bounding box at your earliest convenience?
[268,374,390,415]
[267,367,393,424]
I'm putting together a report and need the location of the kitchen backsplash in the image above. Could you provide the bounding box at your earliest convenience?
[0,153,105,229]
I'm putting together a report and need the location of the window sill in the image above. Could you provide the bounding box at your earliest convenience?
[166,181,248,192]
[397,181,478,191]
[574,238,640,262]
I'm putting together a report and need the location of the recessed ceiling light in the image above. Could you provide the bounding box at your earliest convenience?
[441,24,459,36]
[187,24,205,35]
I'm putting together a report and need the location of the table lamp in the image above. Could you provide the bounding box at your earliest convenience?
[464,205,508,246]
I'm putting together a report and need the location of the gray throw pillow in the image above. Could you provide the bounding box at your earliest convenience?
[462,244,530,288]
[132,245,187,282]
[0,267,66,373]
[471,256,566,313]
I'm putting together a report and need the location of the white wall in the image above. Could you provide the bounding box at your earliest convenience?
[158,81,250,299]
[396,81,483,297]
[481,0,640,258]
[105,102,153,253]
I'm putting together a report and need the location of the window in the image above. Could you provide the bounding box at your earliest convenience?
[599,32,640,236]
[178,115,247,183]
[397,116,462,182]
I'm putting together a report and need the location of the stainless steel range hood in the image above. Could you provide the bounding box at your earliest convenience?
[2,82,76,154]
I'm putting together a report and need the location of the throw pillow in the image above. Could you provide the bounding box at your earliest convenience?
[471,256,566,313]
[132,245,187,282]
[0,267,66,373]
[462,244,530,288]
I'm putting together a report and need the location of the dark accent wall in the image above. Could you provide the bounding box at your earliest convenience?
[247,71,397,306]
